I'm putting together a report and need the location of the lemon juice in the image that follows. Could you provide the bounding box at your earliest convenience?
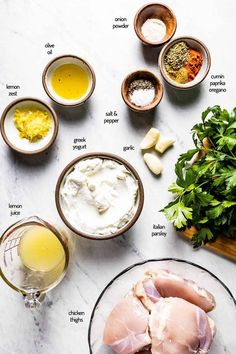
[18,225,66,286]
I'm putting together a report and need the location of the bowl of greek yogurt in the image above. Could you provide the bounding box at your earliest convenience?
[55,153,144,240]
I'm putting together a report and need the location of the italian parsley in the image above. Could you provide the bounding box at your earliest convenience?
[161,106,236,247]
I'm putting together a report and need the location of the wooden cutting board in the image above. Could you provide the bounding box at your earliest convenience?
[180,227,236,262]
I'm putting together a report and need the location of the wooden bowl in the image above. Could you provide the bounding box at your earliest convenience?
[159,36,211,89]
[42,54,96,107]
[121,70,163,112]
[134,3,177,46]
[55,153,144,240]
[0,97,58,155]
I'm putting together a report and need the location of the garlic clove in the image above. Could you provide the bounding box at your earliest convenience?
[140,128,160,150]
[155,137,175,154]
[143,153,163,175]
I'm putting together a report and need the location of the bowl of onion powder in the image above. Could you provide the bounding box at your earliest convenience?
[134,3,177,46]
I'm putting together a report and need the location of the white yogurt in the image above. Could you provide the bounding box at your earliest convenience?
[60,158,139,236]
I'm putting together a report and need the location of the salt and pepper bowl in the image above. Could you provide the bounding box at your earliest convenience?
[121,70,163,112]
[134,3,177,46]
[159,36,211,89]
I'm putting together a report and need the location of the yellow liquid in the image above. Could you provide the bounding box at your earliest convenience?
[51,63,89,100]
[18,225,66,272]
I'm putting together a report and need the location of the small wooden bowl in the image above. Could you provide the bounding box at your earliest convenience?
[134,3,177,46]
[42,54,96,107]
[121,70,163,112]
[0,97,58,155]
[55,153,144,241]
[159,36,211,89]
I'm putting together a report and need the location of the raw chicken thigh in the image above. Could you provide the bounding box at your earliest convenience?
[150,297,215,354]
[134,270,215,312]
[134,276,161,311]
[103,270,216,354]
[103,294,151,354]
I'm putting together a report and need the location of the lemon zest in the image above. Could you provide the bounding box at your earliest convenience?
[14,106,52,143]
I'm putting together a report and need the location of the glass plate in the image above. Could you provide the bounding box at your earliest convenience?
[88,258,236,354]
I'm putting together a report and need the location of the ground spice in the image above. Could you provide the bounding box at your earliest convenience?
[165,41,203,84]
[166,66,189,84]
[185,49,203,81]
[141,18,166,43]
[128,79,154,94]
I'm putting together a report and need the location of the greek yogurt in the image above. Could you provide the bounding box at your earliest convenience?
[60,158,139,236]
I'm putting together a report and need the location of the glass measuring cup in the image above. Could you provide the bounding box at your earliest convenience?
[0,216,69,308]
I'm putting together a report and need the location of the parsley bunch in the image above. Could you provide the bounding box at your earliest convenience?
[162,106,236,247]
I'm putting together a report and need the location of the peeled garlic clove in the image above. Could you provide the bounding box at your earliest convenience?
[140,128,160,150]
[155,137,175,154]
[143,153,163,175]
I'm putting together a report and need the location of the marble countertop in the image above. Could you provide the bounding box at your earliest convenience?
[0,0,235,353]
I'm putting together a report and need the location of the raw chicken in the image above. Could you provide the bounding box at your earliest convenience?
[134,270,215,312]
[149,297,216,354]
[134,276,161,311]
[103,294,151,354]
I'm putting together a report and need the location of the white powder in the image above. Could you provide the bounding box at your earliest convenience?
[141,18,166,43]
[129,88,155,107]
[60,158,139,236]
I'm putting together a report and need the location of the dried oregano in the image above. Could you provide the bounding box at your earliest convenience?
[164,41,189,70]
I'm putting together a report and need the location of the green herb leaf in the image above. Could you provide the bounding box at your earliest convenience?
[217,134,236,151]
[168,182,184,195]
[192,228,214,248]
[162,106,236,247]
[162,201,192,229]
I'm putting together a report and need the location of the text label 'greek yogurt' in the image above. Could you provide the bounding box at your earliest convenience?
[152,224,167,237]
[45,42,55,55]
[73,137,87,151]
[9,203,22,217]
[6,84,20,97]
[68,310,85,324]
[123,145,135,152]
[113,17,129,30]
[104,111,119,124]
[209,74,227,94]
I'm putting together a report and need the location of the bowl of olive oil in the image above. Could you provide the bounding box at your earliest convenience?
[42,55,96,106]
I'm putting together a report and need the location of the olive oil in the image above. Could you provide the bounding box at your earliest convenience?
[51,63,89,100]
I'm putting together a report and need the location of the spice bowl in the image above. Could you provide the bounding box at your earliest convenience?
[0,98,58,155]
[159,36,211,89]
[42,55,96,106]
[134,3,177,46]
[121,70,163,112]
[55,153,144,241]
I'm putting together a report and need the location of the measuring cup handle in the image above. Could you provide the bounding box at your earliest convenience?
[24,291,45,308]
